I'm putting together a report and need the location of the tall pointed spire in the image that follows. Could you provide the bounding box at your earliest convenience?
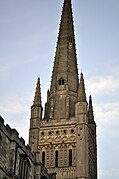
[44,0,79,119]
[50,0,79,93]
[29,78,42,152]
[33,77,42,106]
[88,95,94,123]
[30,77,43,120]
[89,95,93,111]
[78,73,87,102]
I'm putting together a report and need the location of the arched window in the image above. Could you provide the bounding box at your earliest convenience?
[19,154,30,179]
[69,149,72,166]
[59,78,64,86]
[55,150,58,167]
[42,151,45,167]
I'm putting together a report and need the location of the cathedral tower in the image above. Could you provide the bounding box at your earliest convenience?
[29,0,97,179]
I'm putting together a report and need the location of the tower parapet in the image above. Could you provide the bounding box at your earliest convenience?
[29,77,42,152]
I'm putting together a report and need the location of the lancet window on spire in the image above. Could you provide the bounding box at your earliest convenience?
[68,36,72,43]
[59,77,64,86]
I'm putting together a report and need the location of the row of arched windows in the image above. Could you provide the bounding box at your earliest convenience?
[19,154,30,179]
[42,149,73,167]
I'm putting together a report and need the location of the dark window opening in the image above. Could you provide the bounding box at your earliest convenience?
[56,130,59,135]
[59,78,64,86]
[55,150,58,167]
[42,151,45,167]
[69,36,72,43]
[71,129,74,133]
[41,176,47,179]
[49,131,52,135]
[64,130,66,134]
[69,149,72,166]
[41,131,44,136]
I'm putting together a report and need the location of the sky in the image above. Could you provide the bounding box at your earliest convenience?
[0,0,119,179]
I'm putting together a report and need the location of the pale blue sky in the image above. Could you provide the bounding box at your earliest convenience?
[0,0,119,179]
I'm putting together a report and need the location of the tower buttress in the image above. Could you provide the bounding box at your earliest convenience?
[29,77,43,152]
[75,73,89,179]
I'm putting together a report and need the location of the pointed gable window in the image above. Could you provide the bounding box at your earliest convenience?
[59,78,64,86]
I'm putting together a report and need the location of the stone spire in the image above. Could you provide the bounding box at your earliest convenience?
[88,95,94,123]
[44,0,79,119]
[50,0,79,93]
[30,77,43,120]
[33,77,42,106]
[78,73,87,102]
[29,78,42,151]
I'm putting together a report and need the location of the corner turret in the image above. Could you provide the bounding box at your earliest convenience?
[88,95,97,179]
[78,73,87,102]
[29,78,42,152]
[75,73,87,120]
[75,73,89,179]
[88,95,94,123]
[31,77,42,119]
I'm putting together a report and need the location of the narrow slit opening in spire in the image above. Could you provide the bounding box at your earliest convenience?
[59,78,64,85]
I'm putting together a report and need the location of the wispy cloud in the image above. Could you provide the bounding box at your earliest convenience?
[86,75,119,96]
[99,168,119,177]
[84,75,119,137]
[95,102,119,123]
[0,95,30,143]
[0,96,28,114]
[95,101,119,140]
